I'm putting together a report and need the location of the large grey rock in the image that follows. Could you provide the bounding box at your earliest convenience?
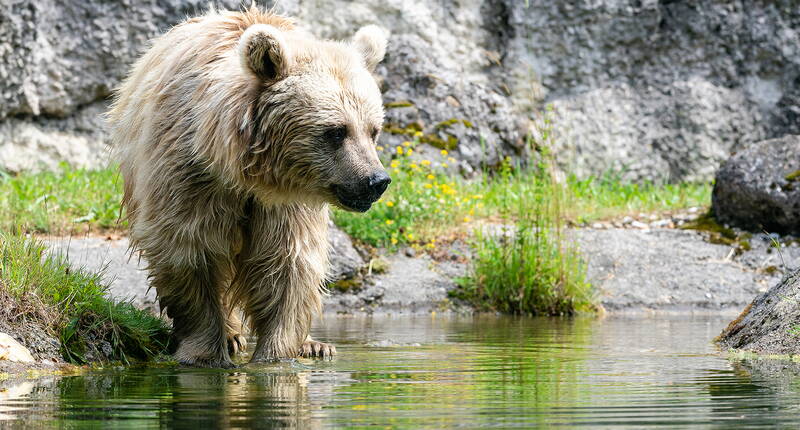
[2,0,799,181]
[326,221,364,282]
[712,135,800,235]
[718,268,800,356]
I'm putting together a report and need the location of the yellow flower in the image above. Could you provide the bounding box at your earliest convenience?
[414,131,424,137]
[392,168,400,174]
[424,183,433,189]
[403,141,412,147]
[426,174,435,180]
[391,237,398,245]
[390,160,400,168]
[421,160,431,166]
[448,157,456,163]
[406,148,413,156]
[440,149,448,156]
[376,146,384,151]
[472,194,483,199]
[442,162,448,168]
[426,242,435,249]
[396,146,404,155]
[410,163,418,169]
[385,219,394,225]
[386,201,394,207]
[463,216,471,222]
[406,233,414,240]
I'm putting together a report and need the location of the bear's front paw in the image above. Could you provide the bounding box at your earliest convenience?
[299,340,336,358]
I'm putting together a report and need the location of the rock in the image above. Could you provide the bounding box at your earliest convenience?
[326,223,365,282]
[718,268,800,356]
[712,135,800,235]
[2,0,799,181]
[579,228,800,312]
[0,333,35,363]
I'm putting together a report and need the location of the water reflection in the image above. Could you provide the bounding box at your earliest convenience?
[2,314,800,427]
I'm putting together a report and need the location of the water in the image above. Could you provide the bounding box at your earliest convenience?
[2,314,800,428]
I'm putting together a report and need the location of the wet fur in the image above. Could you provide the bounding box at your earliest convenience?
[108,5,385,365]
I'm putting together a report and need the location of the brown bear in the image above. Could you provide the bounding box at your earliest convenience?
[108,5,390,367]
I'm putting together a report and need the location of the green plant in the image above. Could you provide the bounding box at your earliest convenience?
[0,232,170,364]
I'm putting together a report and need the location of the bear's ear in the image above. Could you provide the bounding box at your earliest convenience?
[353,25,388,72]
[239,24,292,81]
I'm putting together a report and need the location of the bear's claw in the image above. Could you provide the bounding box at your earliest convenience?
[299,340,336,358]
[227,333,248,355]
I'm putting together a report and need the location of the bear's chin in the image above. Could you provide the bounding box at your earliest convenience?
[334,198,373,213]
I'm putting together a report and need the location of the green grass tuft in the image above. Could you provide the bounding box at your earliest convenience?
[0,163,124,234]
[0,232,169,364]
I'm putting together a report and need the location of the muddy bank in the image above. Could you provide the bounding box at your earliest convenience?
[46,227,800,315]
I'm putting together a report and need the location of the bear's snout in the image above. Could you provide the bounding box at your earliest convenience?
[332,171,391,212]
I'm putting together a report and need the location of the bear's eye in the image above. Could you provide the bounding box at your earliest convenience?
[323,126,348,149]
[370,127,380,141]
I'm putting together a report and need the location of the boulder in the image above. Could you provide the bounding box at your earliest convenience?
[326,223,365,282]
[718,268,800,356]
[0,333,35,363]
[712,135,800,235]
[1,0,799,181]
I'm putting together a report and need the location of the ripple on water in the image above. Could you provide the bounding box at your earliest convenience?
[2,314,800,428]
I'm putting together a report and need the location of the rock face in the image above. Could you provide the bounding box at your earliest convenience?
[712,135,800,235]
[1,0,799,181]
[718,268,800,356]
[0,333,35,363]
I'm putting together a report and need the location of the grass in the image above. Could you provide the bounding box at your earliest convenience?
[0,163,124,234]
[333,136,712,249]
[0,232,170,364]
[450,163,595,315]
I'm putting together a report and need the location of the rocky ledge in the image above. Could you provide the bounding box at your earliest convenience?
[718,268,800,357]
[47,224,800,315]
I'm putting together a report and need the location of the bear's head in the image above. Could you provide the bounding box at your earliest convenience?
[238,23,391,212]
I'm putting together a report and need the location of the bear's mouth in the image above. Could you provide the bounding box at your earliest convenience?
[331,185,374,212]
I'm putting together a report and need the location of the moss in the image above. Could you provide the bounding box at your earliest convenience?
[682,212,752,254]
[330,278,362,293]
[785,170,800,182]
[385,101,414,109]
[716,302,752,342]
[368,257,390,275]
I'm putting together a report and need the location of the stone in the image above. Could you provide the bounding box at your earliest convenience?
[0,333,35,363]
[718,268,800,356]
[712,135,800,235]
[326,223,365,282]
[1,0,799,181]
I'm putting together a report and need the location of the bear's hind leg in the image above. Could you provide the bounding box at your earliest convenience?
[152,259,234,368]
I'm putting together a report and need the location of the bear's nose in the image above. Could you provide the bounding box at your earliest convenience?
[368,171,392,196]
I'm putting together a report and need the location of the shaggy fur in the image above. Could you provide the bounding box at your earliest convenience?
[108,5,388,366]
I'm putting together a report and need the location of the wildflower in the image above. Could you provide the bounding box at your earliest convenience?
[424,183,433,189]
[448,157,456,163]
[406,148,413,156]
[377,146,384,151]
[391,237,398,245]
[390,160,400,168]
[403,141,412,147]
[410,163,418,169]
[463,216,471,222]
[396,146,404,155]
[385,219,394,225]
[426,174,435,180]
[421,160,431,166]
[392,168,400,175]
[441,163,448,168]
[440,149,448,156]
[472,194,483,199]
[406,233,414,240]
[386,201,394,207]
[426,242,435,249]
[414,131,423,137]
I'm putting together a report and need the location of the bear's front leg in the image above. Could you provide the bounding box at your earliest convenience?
[235,203,333,361]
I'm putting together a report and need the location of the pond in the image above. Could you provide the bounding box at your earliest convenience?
[2,314,799,428]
